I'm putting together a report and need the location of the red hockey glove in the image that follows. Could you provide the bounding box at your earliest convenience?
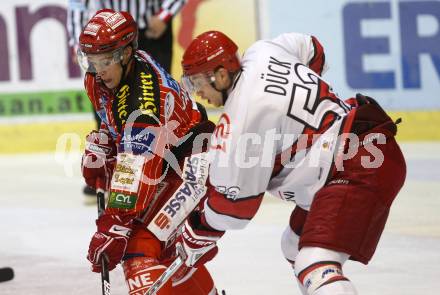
[176,212,224,268]
[87,214,133,272]
[81,130,117,189]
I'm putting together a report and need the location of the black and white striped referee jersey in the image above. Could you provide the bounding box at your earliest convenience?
[67,0,187,47]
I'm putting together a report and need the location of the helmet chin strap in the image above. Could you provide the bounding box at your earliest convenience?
[221,89,229,104]
[120,61,129,82]
[117,49,134,88]
[209,81,229,105]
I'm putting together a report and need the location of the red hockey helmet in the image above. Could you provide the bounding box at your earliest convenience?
[181,31,241,76]
[79,9,137,54]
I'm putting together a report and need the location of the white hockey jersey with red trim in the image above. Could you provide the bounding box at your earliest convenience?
[204,33,355,231]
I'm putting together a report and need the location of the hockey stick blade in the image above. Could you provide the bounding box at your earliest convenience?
[0,267,14,282]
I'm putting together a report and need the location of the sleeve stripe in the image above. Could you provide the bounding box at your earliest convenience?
[309,36,326,75]
[157,9,172,22]
[204,201,252,230]
[159,0,186,20]
[206,189,264,220]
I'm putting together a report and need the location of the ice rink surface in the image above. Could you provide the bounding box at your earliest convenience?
[1,142,439,294]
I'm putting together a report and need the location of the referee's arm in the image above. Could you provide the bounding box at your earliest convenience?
[156,0,188,22]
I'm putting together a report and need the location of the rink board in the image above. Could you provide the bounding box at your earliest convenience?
[0,110,439,154]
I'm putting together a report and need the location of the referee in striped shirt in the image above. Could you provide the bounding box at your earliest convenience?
[67,0,188,72]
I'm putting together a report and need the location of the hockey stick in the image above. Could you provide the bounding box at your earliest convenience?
[143,255,184,295]
[0,267,14,283]
[144,242,221,295]
[96,178,111,295]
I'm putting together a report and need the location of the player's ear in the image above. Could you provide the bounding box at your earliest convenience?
[215,67,230,85]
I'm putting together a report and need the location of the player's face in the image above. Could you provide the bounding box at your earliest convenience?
[197,82,223,107]
[88,54,123,89]
[183,71,227,107]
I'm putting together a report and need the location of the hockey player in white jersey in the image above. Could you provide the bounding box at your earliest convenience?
[175,31,407,294]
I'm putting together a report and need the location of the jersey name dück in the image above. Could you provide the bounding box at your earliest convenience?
[262,56,293,97]
[206,34,355,230]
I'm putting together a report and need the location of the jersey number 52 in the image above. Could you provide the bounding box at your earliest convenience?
[287,64,349,130]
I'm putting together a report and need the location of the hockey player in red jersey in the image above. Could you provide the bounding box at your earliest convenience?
[176,31,407,294]
[78,10,218,294]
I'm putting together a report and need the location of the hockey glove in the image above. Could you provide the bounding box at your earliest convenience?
[87,214,133,272]
[176,212,224,268]
[81,130,117,189]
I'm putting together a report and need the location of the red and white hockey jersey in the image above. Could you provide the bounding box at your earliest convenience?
[84,50,203,222]
[204,33,356,230]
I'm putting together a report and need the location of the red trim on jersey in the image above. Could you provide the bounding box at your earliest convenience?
[309,36,326,76]
[206,188,264,220]
[84,53,203,219]
[272,78,351,181]
[84,73,100,110]
[344,97,359,108]
[211,113,231,152]
[319,276,350,287]
[137,49,201,138]
[271,153,284,179]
